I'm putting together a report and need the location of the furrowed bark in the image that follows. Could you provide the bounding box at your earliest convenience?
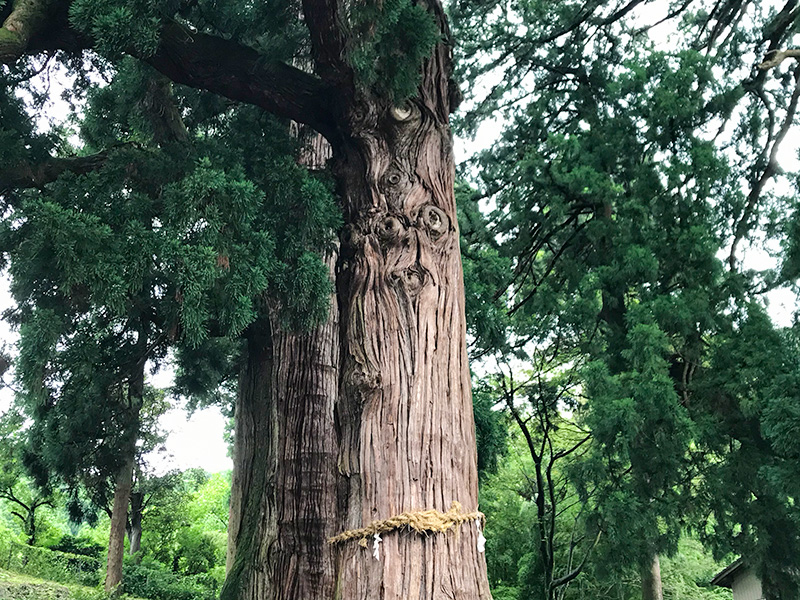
[333,100,489,598]
[224,265,340,600]
[301,0,351,85]
[224,328,274,583]
[321,3,488,597]
[267,265,339,599]
[330,14,488,592]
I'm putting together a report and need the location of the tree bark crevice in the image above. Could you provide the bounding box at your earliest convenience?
[333,90,489,598]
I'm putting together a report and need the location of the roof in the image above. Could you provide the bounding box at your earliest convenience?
[711,558,746,589]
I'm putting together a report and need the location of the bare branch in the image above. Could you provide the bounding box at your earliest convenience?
[759,48,800,70]
[550,530,602,589]
[729,64,800,268]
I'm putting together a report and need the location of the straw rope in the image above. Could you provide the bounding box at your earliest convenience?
[328,501,484,547]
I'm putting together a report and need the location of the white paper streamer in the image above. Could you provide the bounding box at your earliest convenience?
[372,533,382,560]
[476,518,486,553]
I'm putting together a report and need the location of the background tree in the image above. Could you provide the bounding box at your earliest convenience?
[452,2,800,599]
[0,408,54,545]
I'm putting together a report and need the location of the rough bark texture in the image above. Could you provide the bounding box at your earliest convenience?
[105,455,135,593]
[224,328,274,584]
[267,276,340,599]
[1,0,491,596]
[318,5,488,598]
[330,40,488,599]
[642,554,664,600]
[224,256,340,600]
[332,106,489,600]
[0,0,53,63]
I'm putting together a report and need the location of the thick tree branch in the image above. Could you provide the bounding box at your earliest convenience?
[0,0,55,63]
[301,0,350,85]
[0,150,113,193]
[5,10,340,139]
[759,47,800,70]
[145,22,339,139]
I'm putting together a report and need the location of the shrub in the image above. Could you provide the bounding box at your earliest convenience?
[122,564,215,600]
[5,541,102,587]
[48,535,105,559]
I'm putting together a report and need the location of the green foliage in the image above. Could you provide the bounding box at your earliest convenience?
[48,535,105,559]
[134,469,228,579]
[347,0,441,101]
[479,426,732,600]
[472,380,507,479]
[453,1,800,596]
[123,563,216,600]
[69,0,162,57]
[2,57,340,517]
[458,181,513,356]
[5,541,102,587]
[660,539,731,600]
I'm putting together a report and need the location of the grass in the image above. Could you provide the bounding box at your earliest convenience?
[0,567,147,600]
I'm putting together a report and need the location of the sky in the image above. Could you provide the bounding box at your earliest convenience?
[0,275,232,473]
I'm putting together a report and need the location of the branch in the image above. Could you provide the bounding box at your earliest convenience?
[0,149,114,194]
[1,486,30,511]
[10,510,26,523]
[5,11,340,139]
[759,48,800,71]
[729,64,800,268]
[301,0,350,85]
[145,22,338,140]
[550,530,602,589]
[0,0,56,63]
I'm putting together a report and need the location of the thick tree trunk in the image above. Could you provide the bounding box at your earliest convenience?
[267,280,339,598]
[331,91,489,596]
[127,491,143,558]
[223,272,340,600]
[641,553,664,600]
[105,454,135,593]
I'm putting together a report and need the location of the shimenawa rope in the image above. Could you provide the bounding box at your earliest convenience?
[328,501,485,549]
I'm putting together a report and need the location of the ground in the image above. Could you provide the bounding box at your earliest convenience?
[0,567,146,600]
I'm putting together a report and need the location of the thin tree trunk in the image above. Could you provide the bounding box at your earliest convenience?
[25,509,35,546]
[105,345,146,594]
[105,454,134,593]
[642,553,664,600]
[127,491,143,558]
